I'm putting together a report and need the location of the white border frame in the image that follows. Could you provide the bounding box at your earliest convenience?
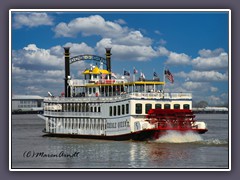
[9,9,231,172]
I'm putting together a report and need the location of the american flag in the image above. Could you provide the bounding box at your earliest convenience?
[153,72,158,77]
[124,70,130,76]
[133,68,138,74]
[164,69,174,83]
[140,72,146,79]
[111,72,117,79]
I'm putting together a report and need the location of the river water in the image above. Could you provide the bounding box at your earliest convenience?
[11,114,229,170]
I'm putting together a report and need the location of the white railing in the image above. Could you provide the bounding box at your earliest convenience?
[44,92,192,103]
[44,111,101,117]
[69,79,128,86]
[69,79,88,86]
[128,92,192,99]
[44,94,129,103]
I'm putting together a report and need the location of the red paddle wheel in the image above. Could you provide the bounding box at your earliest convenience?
[146,109,208,139]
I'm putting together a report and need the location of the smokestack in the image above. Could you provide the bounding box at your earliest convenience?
[64,47,70,97]
[105,48,112,78]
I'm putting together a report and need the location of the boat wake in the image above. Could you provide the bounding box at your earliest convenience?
[152,131,228,146]
[198,138,228,146]
[154,131,203,143]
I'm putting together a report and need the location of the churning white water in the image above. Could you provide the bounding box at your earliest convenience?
[155,131,203,143]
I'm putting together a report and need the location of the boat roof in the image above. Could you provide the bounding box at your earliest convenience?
[12,95,44,100]
[83,66,110,75]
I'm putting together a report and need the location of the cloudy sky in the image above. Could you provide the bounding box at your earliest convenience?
[11,10,229,106]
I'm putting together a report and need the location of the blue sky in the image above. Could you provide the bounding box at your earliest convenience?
[11,10,229,106]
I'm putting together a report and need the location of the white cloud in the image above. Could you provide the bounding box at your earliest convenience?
[114,19,127,25]
[154,30,162,35]
[176,70,228,82]
[49,42,95,58]
[157,46,170,56]
[183,82,207,91]
[158,39,167,46]
[63,42,95,56]
[112,31,152,46]
[13,12,54,28]
[12,65,64,82]
[95,38,158,61]
[12,64,65,95]
[23,44,38,51]
[193,94,226,106]
[12,43,95,70]
[54,15,127,38]
[12,44,63,68]
[198,48,225,58]
[207,95,224,106]
[192,48,228,70]
[210,86,218,92]
[165,52,191,65]
[54,15,152,47]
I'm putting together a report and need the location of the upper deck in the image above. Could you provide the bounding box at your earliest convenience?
[68,79,165,87]
[44,92,192,103]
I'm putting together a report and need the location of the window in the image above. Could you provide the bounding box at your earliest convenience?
[155,104,162,109]
[109,106,112,116]
[164,104,171,109]
[126,104,129,114]
[98,107,101,112]
[118,105,121,115]
[174,104,180,109]
[89,88,92,94]
[86,104,89,112]
[64,119,67,129]
[122,105,125,115]
[183,104,190,109]
[114,106,117,116]
[136,103,142,114]
[145,104,152,114]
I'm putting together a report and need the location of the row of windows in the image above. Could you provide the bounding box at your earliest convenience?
[109,104,129,116]
[88,87,96,94]
[46,103,101,113]
[136,103,190,114]
[49,118,106,131]
[20,100,37,104]
[107,120,129,129]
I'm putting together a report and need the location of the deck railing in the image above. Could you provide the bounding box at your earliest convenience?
[44,111,101,117]
[44,92,192,103]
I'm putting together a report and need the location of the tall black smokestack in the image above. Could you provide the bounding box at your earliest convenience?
[105,48,112,78]
[64,47,70,97]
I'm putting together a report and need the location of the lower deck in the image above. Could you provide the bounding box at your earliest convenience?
[44,116,132,136]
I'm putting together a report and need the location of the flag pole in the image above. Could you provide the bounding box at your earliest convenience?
[153,68,155,80]
[133,67,135,82]
[163,66,166,93]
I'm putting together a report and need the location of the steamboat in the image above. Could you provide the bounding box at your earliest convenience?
[39,47,208,141]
